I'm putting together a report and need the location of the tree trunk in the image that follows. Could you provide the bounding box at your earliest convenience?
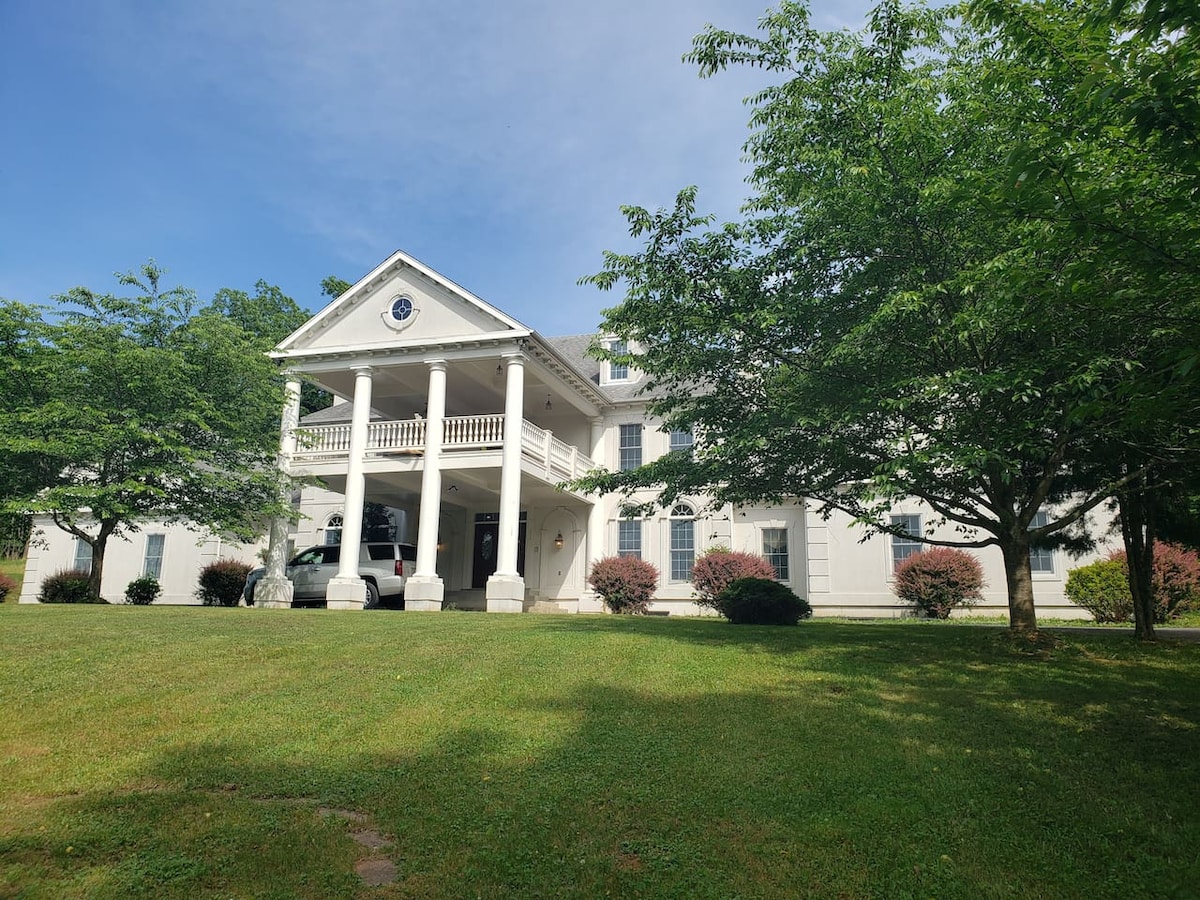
[1000,535,1038,631]
[87,521,116,602]
[1119,484,1157,641]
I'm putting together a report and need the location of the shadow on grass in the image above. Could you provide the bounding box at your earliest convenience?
[4,637,1199,899]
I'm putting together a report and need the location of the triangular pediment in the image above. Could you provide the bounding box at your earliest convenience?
[276,250,529,354]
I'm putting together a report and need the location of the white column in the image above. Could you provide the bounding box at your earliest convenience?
[405,360,447,611]
[326,366,373,610]
[257,378,302,609]
[579,416,607,613]
[486,353,526,612]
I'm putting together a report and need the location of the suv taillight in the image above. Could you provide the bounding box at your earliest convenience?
[395,560,404,577]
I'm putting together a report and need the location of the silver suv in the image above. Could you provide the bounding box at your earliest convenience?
[243,542,417,608]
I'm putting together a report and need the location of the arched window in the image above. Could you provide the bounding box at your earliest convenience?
[669,503,695,582]
[324,514,344,546]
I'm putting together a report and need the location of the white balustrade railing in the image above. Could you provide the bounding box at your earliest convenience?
[293,415,595,480]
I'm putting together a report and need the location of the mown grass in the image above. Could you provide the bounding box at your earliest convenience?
[1,605,1198,899]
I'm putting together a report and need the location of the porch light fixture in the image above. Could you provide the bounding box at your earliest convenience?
[545,394,553,410]
[554,532,564,550]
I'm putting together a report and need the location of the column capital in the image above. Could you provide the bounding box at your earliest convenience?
[351,364,375,376]
[424,357,448,371]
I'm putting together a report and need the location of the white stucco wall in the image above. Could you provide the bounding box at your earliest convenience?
[20,517,265,605]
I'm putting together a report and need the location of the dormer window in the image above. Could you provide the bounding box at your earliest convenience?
[608,339,629,381]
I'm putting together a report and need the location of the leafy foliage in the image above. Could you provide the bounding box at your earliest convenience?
[588,555,659,614]
[196,559,253,608]
[0,572,15,602]
[1066,542,1200,624]
[0,263,295,598]
[38,569,104,604]
[893,548,985,619]
[124,574,162,606]
[575,0,1200,633]
[716,577,811,625]
[691,547,778,610]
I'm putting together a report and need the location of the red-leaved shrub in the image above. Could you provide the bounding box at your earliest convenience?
[691,548,778,610]
[0,572,16,602]
[588,556,659,614]
[197,559,253,607]
[893,547,985,619]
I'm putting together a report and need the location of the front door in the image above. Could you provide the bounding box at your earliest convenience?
[472,520,526,588]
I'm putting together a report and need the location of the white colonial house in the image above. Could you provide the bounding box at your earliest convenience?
[20,250,1116,615]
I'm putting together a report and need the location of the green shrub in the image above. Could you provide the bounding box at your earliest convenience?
[196,559,253,607]
[893,547,985,619]
[1065,558,1132,623]
[39,569,104,604]
[1066,542,1200,624]
[125,574,161,605]
[691,548,778,610]
[716,577,811,625]
[0,572,15,602]
[588,555,659,614]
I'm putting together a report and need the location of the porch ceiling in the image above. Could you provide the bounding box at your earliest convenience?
[318,466,592,513]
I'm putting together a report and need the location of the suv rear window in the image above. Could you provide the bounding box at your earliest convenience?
[367,544,394,561]
[399,544,417,561]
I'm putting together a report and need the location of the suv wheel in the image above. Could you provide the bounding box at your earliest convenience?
[364,581,380,610]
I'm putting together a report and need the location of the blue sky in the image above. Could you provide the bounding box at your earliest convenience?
[1,0,871,336]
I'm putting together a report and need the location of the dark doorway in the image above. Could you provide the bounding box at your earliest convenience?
[472,518,526,588]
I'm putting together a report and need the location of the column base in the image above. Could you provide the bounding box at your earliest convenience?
[404,576,444,611]
[326,576,366,610]
[486,574,525,613]
[255,576,295,609]
[577,590,605,614]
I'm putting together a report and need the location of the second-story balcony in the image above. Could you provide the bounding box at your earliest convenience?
[292,415,596,483]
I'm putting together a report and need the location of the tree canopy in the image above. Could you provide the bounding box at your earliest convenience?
[576,0,1200,631]
[0,263,294,598]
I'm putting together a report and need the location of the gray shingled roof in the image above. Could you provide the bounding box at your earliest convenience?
[543,333,660,403]
[300,402,386,426]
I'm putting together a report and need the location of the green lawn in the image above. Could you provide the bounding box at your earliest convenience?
[1,606,1198,899]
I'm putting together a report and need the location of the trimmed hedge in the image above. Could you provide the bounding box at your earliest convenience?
[692,548,778,610]
[39,569,104,604]
[197,559,253,607]
[588,555,659,615]
[716,577,811,625]
[892,547,985,619]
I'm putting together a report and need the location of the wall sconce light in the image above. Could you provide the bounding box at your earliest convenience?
[545,394,553,410]
[553,532,564,550]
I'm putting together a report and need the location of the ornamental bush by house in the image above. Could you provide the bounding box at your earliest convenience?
[1066,543,1200,624]
[124,574,161,605]
[716,577,811,625]
[196,559,253,607]
[691,547,778,610]
[892,547,985,619]
[588,555,659,615]
[0,572,15,602]
[39,569,105,604]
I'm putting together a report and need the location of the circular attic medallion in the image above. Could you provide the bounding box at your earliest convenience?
[382,294,419,331]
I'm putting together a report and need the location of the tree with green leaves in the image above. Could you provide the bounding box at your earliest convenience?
[0,263,291,600]
[576,0,1198,632]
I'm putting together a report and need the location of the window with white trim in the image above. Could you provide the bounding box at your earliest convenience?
[618,520,642,559]
[669,504,695,582]
[73,538,92,574]
[890,514,922,571]
[763,528,789,580]
[143,534,165,579]
[609,339,629,381]
[324,514,343,545]
[618,424,642,471]
[669,428,694,457]
[1029,510,1055,574]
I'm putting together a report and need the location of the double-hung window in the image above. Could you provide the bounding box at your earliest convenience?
[763,528,789,580]
[617,520,642,559]
[669,428,694,457]
[669,504,695,582]
[890,514,922,571]
[1029,510,1055,574]
[618,424,642,471]
[143,534,165,579]
[73,538,93,574]
[609,340,629,381]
